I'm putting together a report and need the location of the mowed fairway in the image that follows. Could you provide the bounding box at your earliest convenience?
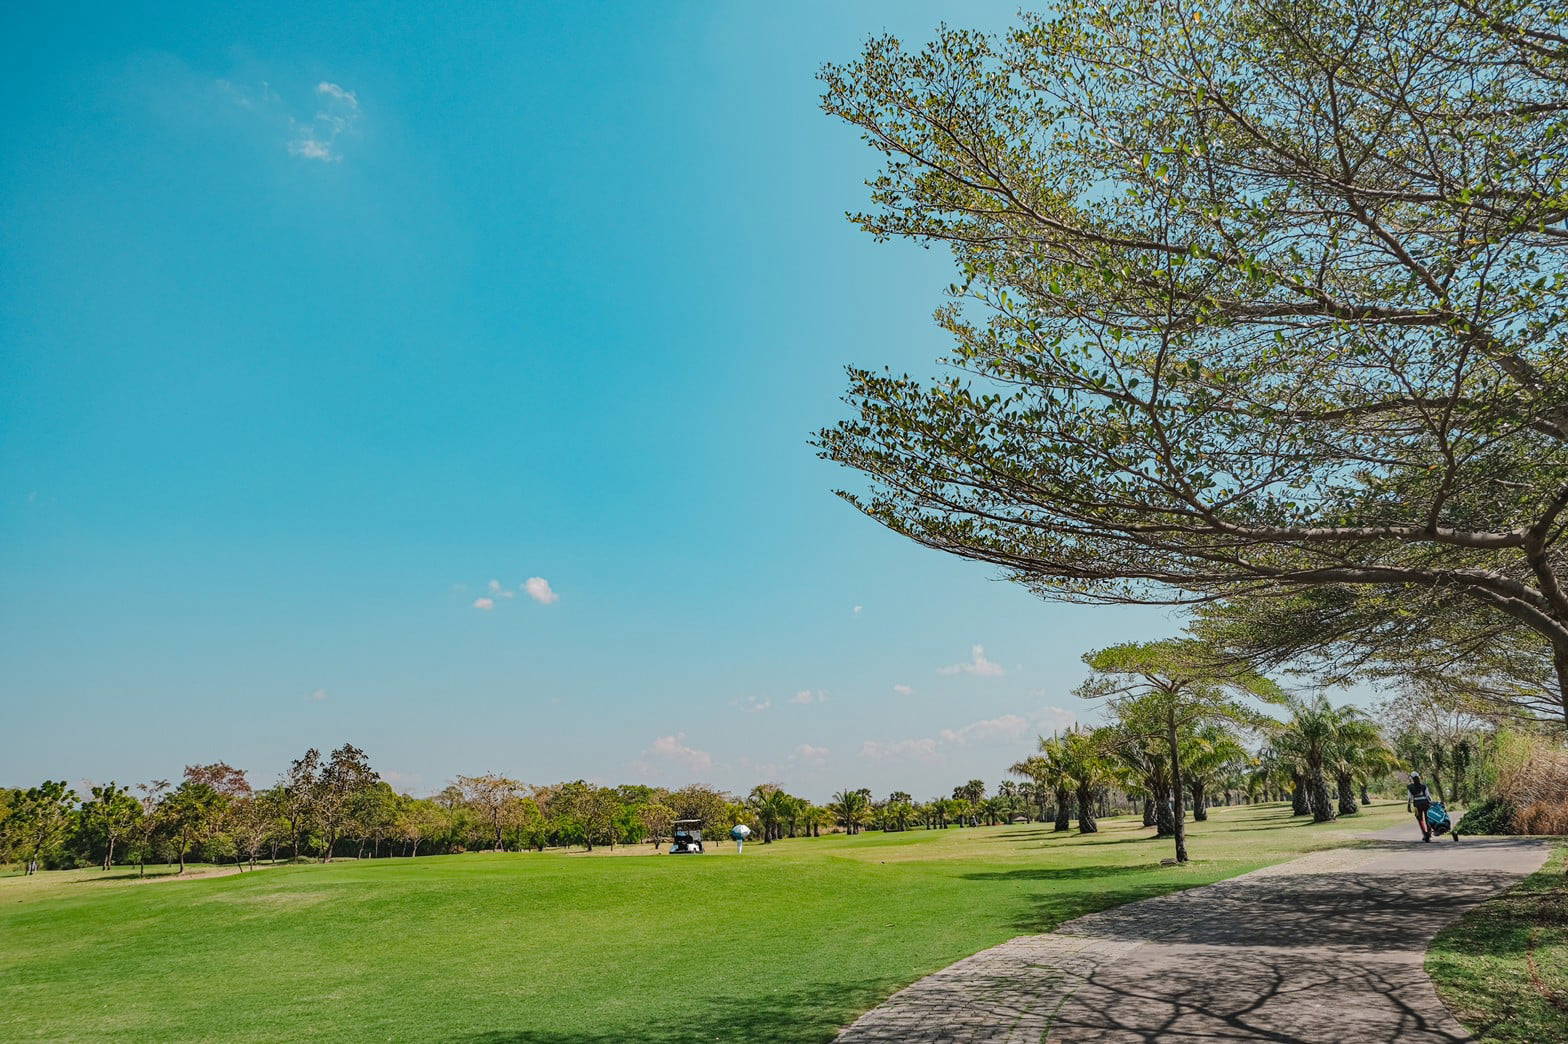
[1,801,1409,1042]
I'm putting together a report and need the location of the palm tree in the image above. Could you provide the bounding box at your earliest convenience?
[1097,723,1176,835]
[829,789,871,835]
[1327,710,1390,816]
[1181,725,1249,822]
[1275,696,1380,823]
[1013,736,1076,831]
[1058,728,1114,834]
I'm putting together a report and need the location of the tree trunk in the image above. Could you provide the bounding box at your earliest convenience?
[1360,783,1371,805]
[103,836,115,871]
[1290,775,1310,816]
[1165,713,1188,863]
[1336,773,1359,816]
[1075,786,1097,833]
[1154,791,1175,837]
[1190,782,1208,822]
[1308,768,1336,823]
[1054,787,1073,831]
[1142,795,1157,827]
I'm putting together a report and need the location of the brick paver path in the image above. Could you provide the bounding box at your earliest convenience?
[837,825,1549,1043]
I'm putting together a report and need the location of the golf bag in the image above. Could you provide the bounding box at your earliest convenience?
[1425,801,1452,835]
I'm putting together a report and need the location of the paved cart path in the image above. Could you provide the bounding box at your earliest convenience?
[836,822,1549,1043]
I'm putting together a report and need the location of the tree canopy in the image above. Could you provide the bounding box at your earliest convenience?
[817,0,1568,727]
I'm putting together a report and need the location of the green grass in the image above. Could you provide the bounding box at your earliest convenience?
[0,801,1408,1042]
[1428,842,1568,1043]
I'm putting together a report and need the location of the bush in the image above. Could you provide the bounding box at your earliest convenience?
[1455,795,1515,836]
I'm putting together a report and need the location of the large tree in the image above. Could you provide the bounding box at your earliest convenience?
[817,0,1568,729]
[311,744,377,862]
[11,781,77,873]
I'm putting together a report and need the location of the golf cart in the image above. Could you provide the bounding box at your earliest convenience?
[669,819,705,854]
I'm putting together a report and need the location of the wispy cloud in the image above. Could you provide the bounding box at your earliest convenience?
[892,684,914,696]
[472,597,495,611]
[858,738,940,762]
[852,605,863,616]
[287,81,360,162]
[939,714,1030,746]
[937,644,1005,677]
[732,695,772,714]
[307,688,329,703]
[792,744,830,766]
[790,689,829,705]
[858,707,1072,765]
[524,577,559,604]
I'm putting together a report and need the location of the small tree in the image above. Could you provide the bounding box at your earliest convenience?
[161,781,226,874]
[456,774,524,852]
[1078,640,1283,862]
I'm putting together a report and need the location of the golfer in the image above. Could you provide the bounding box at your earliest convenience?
[1406,772,1434,842]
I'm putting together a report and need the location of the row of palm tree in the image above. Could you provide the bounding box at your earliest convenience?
[1011,690,1401,862]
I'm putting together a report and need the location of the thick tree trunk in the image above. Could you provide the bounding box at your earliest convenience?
[1291,775,1310,816]
[1075,786,1097,834]
[1190,782,1208,822]
[1308,768,1336,823]
[1142,795,1157,828]
[1154,791,1175,837]
[1336,773,1359,816]
[1360,783,1372,805]
[1166,714,1188,863]
[1054,787,1073,831]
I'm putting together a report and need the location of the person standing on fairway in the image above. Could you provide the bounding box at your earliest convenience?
[1406,773,1434,842]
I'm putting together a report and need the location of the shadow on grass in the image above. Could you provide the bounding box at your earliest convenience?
[460,976,903,1043]
[959,864,1160,883]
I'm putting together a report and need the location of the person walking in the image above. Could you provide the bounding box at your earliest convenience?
[1406,772,1434,842]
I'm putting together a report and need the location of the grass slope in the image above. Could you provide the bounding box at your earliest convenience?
[0,801,1407,1042]
[1428,842,1568,1043]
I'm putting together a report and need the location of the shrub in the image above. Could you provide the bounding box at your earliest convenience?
[1455,796,1515,836]
[1491,731,1568,836]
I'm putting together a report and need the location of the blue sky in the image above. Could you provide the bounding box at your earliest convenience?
[1,1,1185,800]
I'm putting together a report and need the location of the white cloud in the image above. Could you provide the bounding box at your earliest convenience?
[288,137,332,160]
[472,597,495,611]
[892,684,914,696]
[307,688,329,702]
[643,733,714,775]
[858,707,1066,766]
[524,577,559,604]
[793,744,830,765]
[852,605,863,615]
[286,80,360,162]
[317,81,358,106]
[732,695,771,714]
[937,644,1005,677]
[790,689,829,705]
[939,714,1031,746]
[858,738,940,762]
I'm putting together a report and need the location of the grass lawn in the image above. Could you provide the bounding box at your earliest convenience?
[1428,842,1568,1043]
[0,800,1408,1042]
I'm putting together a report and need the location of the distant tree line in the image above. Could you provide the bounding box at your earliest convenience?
[0,746,1128,873]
